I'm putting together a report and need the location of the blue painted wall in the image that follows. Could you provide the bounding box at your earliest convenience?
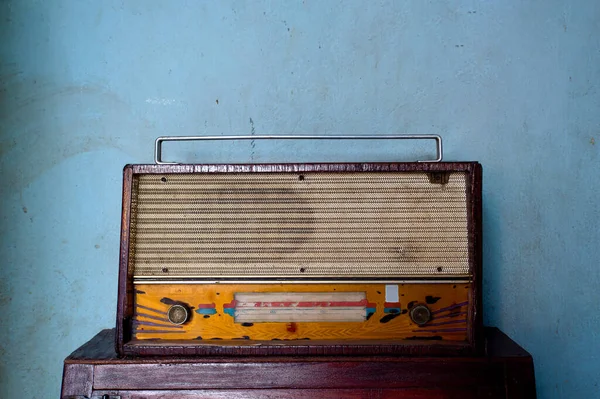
[1,1,598,397]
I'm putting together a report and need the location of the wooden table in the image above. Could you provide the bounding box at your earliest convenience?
[61,327,536,398]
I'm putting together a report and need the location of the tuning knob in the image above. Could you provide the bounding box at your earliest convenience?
[167,304,190,325]
[409,304,431,326]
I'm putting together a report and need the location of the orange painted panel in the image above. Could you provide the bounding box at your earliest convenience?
[133,283,470,341]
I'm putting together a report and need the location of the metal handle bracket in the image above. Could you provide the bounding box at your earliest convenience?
[154,134,443,164]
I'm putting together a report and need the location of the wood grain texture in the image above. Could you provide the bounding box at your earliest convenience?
[129,162,479,174]
[67,328,531,363]
[133,283,469,341]
[92,361,504,390]
[123,339,476,357]
[468,162,484,353]
[88,388,503,398]
[60,364,93,398]
[62,328,535,399]
[116,165,134,355]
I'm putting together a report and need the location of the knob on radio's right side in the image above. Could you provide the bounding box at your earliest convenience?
[409,304,431,326]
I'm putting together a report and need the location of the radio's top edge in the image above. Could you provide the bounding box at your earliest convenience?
[125,162,481,174]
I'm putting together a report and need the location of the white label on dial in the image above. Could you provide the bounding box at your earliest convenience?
[385,285,399,302]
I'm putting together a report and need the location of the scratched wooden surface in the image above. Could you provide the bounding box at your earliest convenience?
[85,389,503,398]
[62,328,536,399]
[133,283,470,341]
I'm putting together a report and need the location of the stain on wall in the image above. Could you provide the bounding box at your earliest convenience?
[0,1,599,398]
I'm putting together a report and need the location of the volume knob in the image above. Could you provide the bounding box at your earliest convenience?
[167,304,190,325]
[409,304,431,326]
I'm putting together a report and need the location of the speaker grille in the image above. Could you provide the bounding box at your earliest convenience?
[130,172,470,278]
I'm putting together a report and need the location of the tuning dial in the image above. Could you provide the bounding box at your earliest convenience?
[167,304,190,325]
[409,304,431,326]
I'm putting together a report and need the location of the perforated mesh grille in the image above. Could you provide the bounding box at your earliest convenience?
[130,172,470,278]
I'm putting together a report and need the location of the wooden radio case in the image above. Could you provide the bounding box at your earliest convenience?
[116,135,482,356]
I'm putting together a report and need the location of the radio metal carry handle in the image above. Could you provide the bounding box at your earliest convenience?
[154,134,443,165]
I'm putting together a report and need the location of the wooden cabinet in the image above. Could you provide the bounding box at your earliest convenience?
[62,327,535,398]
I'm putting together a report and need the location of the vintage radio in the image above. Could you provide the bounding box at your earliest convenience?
[116,135,482,356]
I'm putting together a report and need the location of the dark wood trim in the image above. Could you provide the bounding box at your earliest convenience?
[117,162,484,357]
[116,165,133,355]
[131,162,477,174]
[91,361,505,390]
[505,360,538,398]
[470,163,484,354]
[60,364,93,398]
[87,388,504,399]
[68,328,533,363]
[63,328,535,399]
[464,162,484,354]
[122,340,474,357]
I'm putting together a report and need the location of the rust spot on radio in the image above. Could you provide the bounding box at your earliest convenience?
[287,322,297,333]
[379,313,401,323]
[193,336,203,340]
[160,297,191,308]
[426,296,441,304]
[135,290,146,294]
[241,322,254,327]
